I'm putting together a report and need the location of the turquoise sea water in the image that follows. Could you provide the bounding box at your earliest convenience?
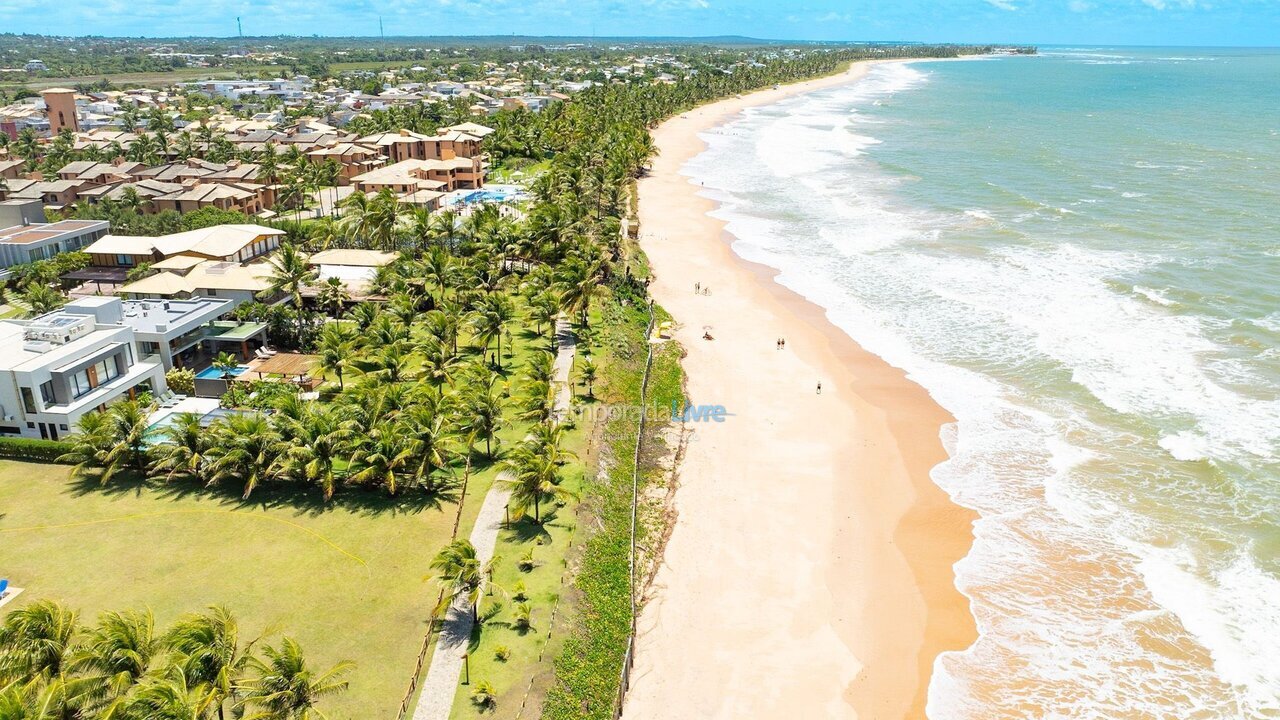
[685,48,1280,718]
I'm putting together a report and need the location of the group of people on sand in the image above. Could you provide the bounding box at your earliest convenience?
[694,281,822,394]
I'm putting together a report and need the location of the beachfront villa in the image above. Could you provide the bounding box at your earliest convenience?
[105,296,267,370]
[0,202,108,280]
[0,302,167,440]
[305,248,397,302]
[81,225,284,269]
[115,260,278,308]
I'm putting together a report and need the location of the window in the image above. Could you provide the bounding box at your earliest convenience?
[19,387,36,414]
[116,254,135,266]
[70,369,93,398]
[39,380,55,406]
[59,424,68,431]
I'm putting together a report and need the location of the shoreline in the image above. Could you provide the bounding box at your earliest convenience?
[625,60,977,718]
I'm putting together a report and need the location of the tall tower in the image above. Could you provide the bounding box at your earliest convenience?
[42,88,79,135]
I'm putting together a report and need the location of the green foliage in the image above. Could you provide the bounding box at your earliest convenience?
[179,206,251,231]
[470,679,497,709]
[541,296,684,720]
[0,600,352,719]
[165,367,195,395]
[0,436,75,463]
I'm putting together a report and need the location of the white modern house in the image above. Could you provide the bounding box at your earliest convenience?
[0,304,166,440]
[110,296,267,370]
[0,220,109,273]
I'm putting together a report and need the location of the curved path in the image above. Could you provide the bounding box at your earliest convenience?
[411,318,577,720]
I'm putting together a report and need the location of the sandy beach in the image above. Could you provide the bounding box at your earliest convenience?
[624,61,977,719]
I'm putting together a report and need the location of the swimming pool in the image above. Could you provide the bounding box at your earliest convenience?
[449,185,527,206]
[194,365,248,380]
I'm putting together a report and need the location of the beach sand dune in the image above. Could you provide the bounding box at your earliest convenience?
[624,61,977,720]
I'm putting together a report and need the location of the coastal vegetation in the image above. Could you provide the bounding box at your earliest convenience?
[0,599,349,720]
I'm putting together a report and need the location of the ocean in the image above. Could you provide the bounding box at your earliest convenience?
[683,48,1280,718]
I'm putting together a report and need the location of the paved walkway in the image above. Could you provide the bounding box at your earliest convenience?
[409,318,577,720]
[551,318,577,421]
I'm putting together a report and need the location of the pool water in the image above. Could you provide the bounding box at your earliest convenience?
[195,365,247,380]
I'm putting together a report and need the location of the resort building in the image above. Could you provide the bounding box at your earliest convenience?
[306,248,397,301]
[0,211,109,280]
[118,260,278,308]
[82,225,284,269]
[0,304,166,440]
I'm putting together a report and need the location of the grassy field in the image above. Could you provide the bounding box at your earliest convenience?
[1,65,281,92]
[0,459,484,720]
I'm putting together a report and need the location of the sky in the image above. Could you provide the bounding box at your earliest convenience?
[1,0,1278,46]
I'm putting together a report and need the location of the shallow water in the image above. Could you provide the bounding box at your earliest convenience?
[684,49,1280,718]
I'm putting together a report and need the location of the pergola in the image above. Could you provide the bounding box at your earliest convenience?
[244,352,321,388]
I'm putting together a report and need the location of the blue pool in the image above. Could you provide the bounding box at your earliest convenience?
[195,365,248,380]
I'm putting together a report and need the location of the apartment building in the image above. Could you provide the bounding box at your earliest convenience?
[0,305,166,440]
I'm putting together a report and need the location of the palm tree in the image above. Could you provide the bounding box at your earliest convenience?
[500,448,570,525]
[120,664,211,720]
[470,294,516,369]
[347,423,416,496]
[459,373,506,459]
[353,343,414,385]
[239,637,352,720]
[57,400,150,484]
[315,277,350,318]
[555,253,609,329]
[272,405,352,501]
[579,356,598,398]
[261,244,317,340]
[428,540,492,622]
[204,414,283,499]
[58,409,118,483]
[73,609,158,702]
[499,426,577,524]
[211,351,241,382]
[315,323,356,391]
[404,404,452,492]
[165,606,257,720]
[148,412,208,483]
[0,599,80,681]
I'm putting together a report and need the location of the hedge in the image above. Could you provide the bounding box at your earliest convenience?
[0,436,76,463]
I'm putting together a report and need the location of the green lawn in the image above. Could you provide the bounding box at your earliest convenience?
[0,65,281,92]
[0,459,478,720]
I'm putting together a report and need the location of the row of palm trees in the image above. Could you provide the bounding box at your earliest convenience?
[62,247,588,504]
[0,600,349,720]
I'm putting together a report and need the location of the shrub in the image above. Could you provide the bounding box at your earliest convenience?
[470,680,497,709]
[0,436,75,463]
[512,602,532,631]
[517,548,535,572]
[494,645,511,662]
[511,580,527,602]
[165,367,195,395]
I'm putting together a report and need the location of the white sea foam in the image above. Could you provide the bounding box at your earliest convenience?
[680,57,1280,718]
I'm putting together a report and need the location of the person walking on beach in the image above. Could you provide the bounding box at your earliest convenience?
[781,338,786,349]
[816,381,822,395]
[695,281,701,294]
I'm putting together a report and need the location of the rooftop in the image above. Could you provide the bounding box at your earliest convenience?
[118,297,233,335]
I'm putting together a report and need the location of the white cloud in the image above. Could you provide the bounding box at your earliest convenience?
[1141,0,1199,9]
[1068,0,1094,11]
[984,0,1019,10]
